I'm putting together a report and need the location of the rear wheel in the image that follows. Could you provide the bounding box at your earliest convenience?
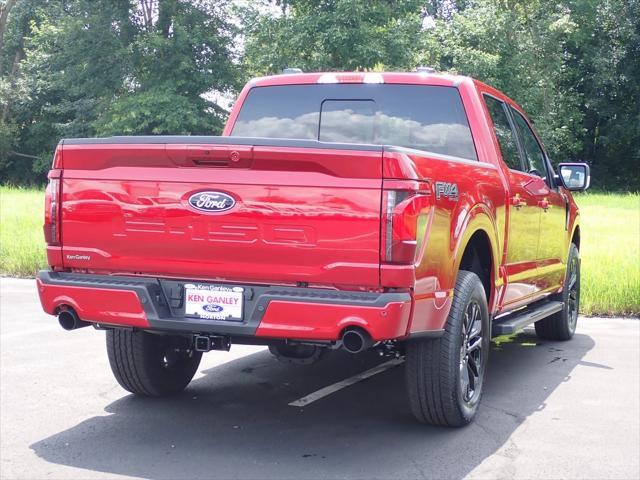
[405,271,490,427]
[106,329,202,397]
[535,243,580,341]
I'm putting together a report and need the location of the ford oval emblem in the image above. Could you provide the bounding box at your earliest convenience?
[203,304,224,313]
[188,191,236,213]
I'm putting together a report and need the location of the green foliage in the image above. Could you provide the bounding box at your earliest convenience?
[0,0,638,189]
[418,1,586,165]
[97,0,238,135]
[563,0,640,190]
[241,0,639,190]
[0,0,239,183]
[95,86,223,135]
[422,0,640,189]
[241,0,424,74]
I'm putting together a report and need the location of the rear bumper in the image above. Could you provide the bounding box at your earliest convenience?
[36,271,413,341]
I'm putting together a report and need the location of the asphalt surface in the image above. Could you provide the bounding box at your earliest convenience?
[1,277,639,480]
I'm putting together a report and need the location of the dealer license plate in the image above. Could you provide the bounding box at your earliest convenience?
[184,284,244,321]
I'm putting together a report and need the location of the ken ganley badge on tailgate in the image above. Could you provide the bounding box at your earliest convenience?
[184,284,244,321]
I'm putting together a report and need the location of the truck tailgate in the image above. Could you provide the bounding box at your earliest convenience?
[59,138,383,287]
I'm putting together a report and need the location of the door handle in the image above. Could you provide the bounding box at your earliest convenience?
[511,195,525,209]
[538,199,550,211]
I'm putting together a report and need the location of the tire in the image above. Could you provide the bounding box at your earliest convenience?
[405,270,490,427]
[535,243,580,341]
[106,329,202,397]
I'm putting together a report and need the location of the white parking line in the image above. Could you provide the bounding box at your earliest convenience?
[288,358,405,407]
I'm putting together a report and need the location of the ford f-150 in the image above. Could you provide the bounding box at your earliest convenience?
[36,70,590,426]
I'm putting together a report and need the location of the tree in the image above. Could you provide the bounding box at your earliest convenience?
[419,0,638,189]
[0,0,44,182]
[243,0,639,189]
[419,0,585,166]
[0,0,240,183]
[241,0,424,74]
[96,0,240,135]
[563,0,640,189]
[1,0,638,189]
[0,0,18,52]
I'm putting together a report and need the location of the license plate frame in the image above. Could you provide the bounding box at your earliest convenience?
[184,283,244,322]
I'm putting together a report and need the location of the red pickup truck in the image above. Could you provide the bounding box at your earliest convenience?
[36,70,590,427]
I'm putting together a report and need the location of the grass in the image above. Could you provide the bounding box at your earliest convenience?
[0,186,638,316]
[0,186,47,277]
[574,192,639,316]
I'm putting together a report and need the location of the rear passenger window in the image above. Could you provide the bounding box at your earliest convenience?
[484,95,522,171]
[510,108,548,178]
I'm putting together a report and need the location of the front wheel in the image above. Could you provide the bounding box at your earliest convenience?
[106,330,202,397]
[405,270,490,427]
[535,243,580,341]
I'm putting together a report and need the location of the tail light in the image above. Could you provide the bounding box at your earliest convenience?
[381,180,431,264]
[44,171,61,245]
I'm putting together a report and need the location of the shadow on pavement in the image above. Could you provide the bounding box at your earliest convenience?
[31,330,596,480]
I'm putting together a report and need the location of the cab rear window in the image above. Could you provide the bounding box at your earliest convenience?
[230,84,477,161]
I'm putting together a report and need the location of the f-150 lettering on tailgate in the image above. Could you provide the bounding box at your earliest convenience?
[114,218,317,246]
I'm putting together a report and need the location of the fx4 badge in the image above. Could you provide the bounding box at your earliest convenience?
[435,182,459,201]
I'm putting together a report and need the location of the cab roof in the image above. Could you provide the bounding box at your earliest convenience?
[249,71,474,88]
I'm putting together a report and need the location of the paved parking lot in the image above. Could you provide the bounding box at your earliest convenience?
[1,278,639,480]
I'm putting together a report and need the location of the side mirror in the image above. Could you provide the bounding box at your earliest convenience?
[557,163,590,191]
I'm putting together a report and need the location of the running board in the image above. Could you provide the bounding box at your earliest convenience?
[492,301,564,336]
